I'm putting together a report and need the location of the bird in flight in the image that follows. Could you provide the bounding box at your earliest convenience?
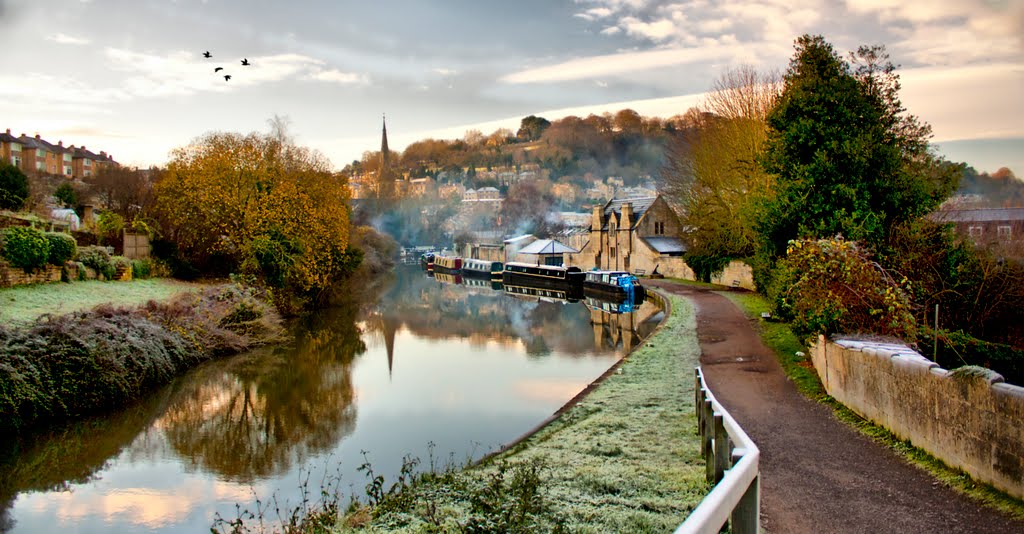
[203,51,212,58]
[241,58,250,66]
[214,67,224,72]
[224,74,231,81]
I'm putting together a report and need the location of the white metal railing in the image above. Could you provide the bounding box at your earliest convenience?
[675,367,761,534]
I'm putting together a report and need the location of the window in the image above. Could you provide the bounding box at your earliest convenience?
[10,144,20,152]
[610,247,616,259]
[84,159,92,166]
[653,221,665,235]
[65,166,71,176]
[84,170,91,177]
[610,221,616,233]
[998,226,1011,240]
[36,161,44,170]
[968,226,983,239]
[63,153,71,162]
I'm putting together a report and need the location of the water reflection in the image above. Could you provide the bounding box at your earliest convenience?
[0,265,662,533]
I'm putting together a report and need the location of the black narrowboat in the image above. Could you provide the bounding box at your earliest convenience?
[461,258,504,281]
[502,262,585,293]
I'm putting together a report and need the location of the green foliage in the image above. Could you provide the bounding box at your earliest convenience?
[241,228,301,288]
[77,246,114,280]
[464,458,552,533]
[756,35,956,259]
[130,259,152,279]
[0,284,283,434]
[96,211,125,245]
[771,237,916,340]
[918,329,1024,386]
[53,182,77,208]
[0,161,29,210]
[683,252,733,283]
[1,226,51,271]
[44,232,77,265]
[517,115,551,141]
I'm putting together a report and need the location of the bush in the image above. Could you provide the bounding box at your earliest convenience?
[1,226,51,271]
[917,329,1024,386]
[77,246,114,280]
[770,237,916,340]
[97,211,125,245]
[0,284,284,433]
[53,182,77,208]
[130,259,153,279]
[45,232,77,265]
[0,162,29,210]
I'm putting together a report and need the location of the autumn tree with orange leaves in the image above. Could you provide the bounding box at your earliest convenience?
[155,132,359,307]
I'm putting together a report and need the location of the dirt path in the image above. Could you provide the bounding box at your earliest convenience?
[647,280,1024,534]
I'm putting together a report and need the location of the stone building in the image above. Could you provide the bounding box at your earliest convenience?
[574,196,694,279]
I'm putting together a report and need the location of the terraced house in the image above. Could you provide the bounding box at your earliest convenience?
[0,129,117,178]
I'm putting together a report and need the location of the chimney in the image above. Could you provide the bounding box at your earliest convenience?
[35,134,40,140]
[100,151,106,157]
[621,202,633,229]
[4,129,9,135]
[592,205,603,231]
[58,141,63,147]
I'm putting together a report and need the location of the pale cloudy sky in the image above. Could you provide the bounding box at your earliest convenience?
[0,0,1021,172]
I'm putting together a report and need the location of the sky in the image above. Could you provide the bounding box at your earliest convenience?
[0,0,1022,174]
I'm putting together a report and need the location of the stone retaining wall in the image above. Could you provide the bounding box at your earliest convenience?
[0,262,63,287]
[810,336,1024,499]
[710,260,756,291]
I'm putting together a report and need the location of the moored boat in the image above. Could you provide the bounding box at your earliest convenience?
[503,283,578,304]
[461,258,504,281]
[502,262,584,293]
[433,254,463,274]
[583,270,645,303]
[420,252,435,272]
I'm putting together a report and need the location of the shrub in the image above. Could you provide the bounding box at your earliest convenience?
[53,182,77,208]
[0,283,284,433]
[77,246,114,280]
[130,259,153,279]
[45,232,77,265]
[917,329,1024,386]
[770,237,916,340]
[97,211,125,245]
[1,226,51,271]
[111,255,131,279]
[0,162,29,210]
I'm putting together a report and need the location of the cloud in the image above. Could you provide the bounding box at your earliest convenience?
[308,69,370,85]
[619,16,677,41]
[47,33,90,45]
[574,7,614,21]
[500,44,750,84]
[433,67,457,76]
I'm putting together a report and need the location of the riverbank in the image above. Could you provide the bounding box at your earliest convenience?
[319,293,706,532]
[0,283,285,435]
[0,278,202,324]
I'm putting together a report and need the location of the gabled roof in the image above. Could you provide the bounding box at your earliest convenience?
[0,130,20,143]
[518,238,579,255]
[931,207,1024,223]
[601,196,657,230]
[17,135,43,150]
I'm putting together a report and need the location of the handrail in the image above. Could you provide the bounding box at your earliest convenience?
[675,367,761,534]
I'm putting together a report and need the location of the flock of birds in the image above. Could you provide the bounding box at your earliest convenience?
[203,51,249,81]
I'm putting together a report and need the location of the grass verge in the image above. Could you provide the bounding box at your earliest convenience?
[719,290,1024,521]
[0,278,201,324]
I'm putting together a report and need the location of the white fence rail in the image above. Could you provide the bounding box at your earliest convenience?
[675,367,761,534]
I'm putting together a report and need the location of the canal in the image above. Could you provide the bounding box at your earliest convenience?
[0,265,663,533]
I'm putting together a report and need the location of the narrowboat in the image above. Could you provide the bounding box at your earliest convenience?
[433,254,463,274]
[583,270,645,303]
[503,284,577,304]
[501,262,585,292]
[419,252,435,272]
[461,258,504,281]
[463,276,503,291]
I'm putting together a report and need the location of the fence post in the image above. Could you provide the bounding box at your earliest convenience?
[704,404,716,482]
[730,474,760,534]
[714,414,729,483]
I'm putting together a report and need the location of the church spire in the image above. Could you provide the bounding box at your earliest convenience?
[380,114,389,169]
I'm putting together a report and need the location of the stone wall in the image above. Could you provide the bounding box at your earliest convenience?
[0,261,63,287]
[810,337,1024,499]
[710,260,756,291]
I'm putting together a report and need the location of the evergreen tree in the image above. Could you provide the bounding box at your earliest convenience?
[0,162,29,210]
[755,35,956,259]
